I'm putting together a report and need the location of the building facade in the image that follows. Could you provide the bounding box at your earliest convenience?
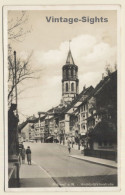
[84,71,117,160]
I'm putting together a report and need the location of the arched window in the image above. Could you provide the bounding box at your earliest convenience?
[66,70,68,79]
[68,69,71,77]
[73,69,76,76]
[71,69,73,77]
[71,83,74,91]
[63,69,66,79]
[66,83,68,92]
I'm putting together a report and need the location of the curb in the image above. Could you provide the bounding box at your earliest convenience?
[69,155,117,169]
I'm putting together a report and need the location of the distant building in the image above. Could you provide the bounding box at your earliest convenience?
[19,115,37,142]
[56,86,94,144]
[29,123,35,140]
[20,123,30,142]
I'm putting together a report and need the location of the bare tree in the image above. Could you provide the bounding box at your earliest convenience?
[8,12,41,106]
[8,11,31,42]
[8,46,38,105]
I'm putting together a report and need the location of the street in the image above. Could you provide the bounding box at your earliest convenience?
[20,143,117,188]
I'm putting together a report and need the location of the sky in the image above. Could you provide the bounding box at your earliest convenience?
[8,9,117,122]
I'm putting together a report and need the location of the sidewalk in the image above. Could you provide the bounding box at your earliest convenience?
[19,161,58,187]
[69,154,117,169]
[58,143,117,169]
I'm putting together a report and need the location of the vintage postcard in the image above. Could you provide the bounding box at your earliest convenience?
[3,4,121,192]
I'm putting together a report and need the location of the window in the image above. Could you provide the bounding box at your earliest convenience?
[68,69,71,76]
[71,83,74,91]
[71,69,73,77]
[73,69,76,76]
[81,106,83,112]
[104,141,107,146]
[66,70,68,78]
[98,142,102,146]
[66,83,68,92]
[63,70,66,78]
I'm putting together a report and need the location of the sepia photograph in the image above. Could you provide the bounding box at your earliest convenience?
[4,5,120,191]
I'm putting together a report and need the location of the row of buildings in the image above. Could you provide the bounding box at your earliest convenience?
[20,49,117,161]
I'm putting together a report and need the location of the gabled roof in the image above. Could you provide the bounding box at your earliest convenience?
[18,121,28,132]
[92,70,117,97]
[78,70,117,109]
[66,49,75,65]
[62,86,94,114]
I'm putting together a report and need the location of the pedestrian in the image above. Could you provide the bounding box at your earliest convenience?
[68,143,71,154]
[71,137,74,148]
[22,145,26,164]
[67,139,71,154]
[26,146,32,165]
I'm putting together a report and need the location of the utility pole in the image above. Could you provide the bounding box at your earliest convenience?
[38,113,41,142]
[14,51,19,156]
[14,51,18,115]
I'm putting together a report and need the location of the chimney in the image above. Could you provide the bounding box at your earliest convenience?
[83,85,86,90]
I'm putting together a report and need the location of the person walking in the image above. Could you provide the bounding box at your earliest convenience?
[26,146,32,165]
[22,145,26,164]
[67,139,71,154]
[71,137,74,148]
[68,144,71,154]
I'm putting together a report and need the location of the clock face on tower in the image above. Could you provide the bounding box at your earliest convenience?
[62,49,79,105]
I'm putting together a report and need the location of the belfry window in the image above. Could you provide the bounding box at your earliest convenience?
[71,83,74,91]
[73,69,76,76]
[66,83,68,92]
[63,69,66,78]
[66,70,68,79]
[71,69,73,77]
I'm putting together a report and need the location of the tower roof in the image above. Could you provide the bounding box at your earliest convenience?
[66,49,75,65]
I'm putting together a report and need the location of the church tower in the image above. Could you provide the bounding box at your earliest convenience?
[62,48,79,105]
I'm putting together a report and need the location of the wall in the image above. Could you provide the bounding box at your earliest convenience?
[93,142,116,151]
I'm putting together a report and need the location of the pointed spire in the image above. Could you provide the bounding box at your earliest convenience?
[66,41,75,65]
